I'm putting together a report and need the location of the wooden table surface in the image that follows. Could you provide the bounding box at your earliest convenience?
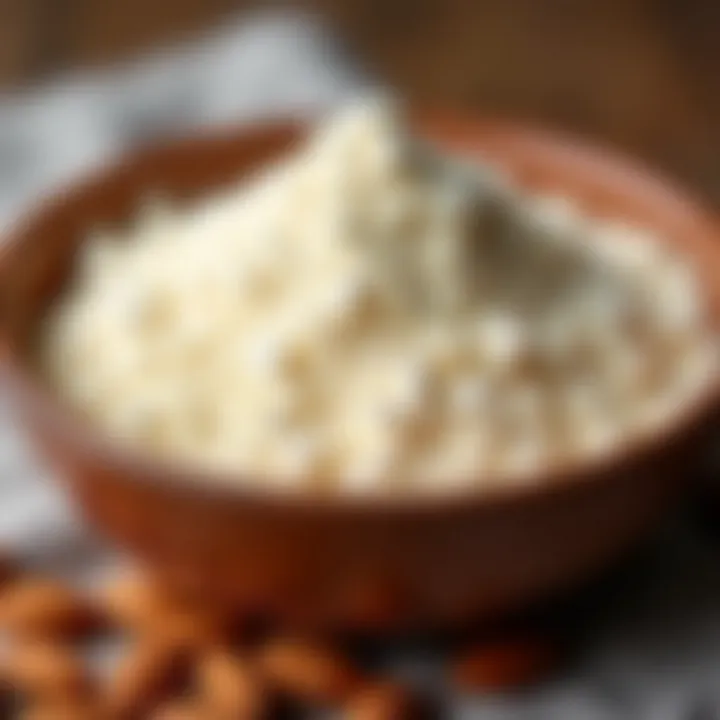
[2,0,719,203]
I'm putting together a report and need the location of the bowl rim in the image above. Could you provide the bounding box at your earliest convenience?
[1,113,719,513]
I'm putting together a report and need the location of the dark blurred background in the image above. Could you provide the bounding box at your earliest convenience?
[2,0,719,201]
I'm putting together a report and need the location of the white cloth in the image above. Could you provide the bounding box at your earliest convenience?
[0,12,718,719]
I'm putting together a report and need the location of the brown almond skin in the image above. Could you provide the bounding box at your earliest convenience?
[259,638,361,704]
[345,683,417,720]
[99,573,221,647]
[0,579,100,640]
[4,642,91,703]
[104,639,193,720]
[198,648,264,719]
[98,573,178,633]
[451,636,558,692]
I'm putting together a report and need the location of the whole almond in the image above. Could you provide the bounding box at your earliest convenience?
[198,648,263,718]
[99,573,220,646]
[259,638,361,704]
[98,573,176,633]
[451,635,558,692]
[345,683,417,720]
[0,579,100,640]
[104,639,193,719]
[4,642,91,703]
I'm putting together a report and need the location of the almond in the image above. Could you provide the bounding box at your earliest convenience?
[3,641,91,703]
[451,635,558,692]
[0,579,100,640]
[104,639,193,719]
[258,637,361,704]
[198,648,264,718]
[98,573,220,647]
[345,683,418,720]
[98,572,176,633]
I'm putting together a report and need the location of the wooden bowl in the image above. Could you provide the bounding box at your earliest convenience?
[1,114,719,631]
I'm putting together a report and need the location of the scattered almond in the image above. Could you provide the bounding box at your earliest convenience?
[259,637,361,704]
[98,572,220,647]
[98,572,177,633]
[345,682,417,720]
[0,578,100,640]
[198,648,264,718]
[3,641,91,703]
[451,635,558,692]
[104,638,192,719]
[0,567,562,717]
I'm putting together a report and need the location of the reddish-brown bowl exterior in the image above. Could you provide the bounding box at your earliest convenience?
[1,115,719,631]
